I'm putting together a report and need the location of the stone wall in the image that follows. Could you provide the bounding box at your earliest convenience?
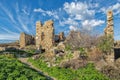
[55,32,65,43]
[104,10,114,38]
[59,32,65,41]
[104,10,114,63]
[20,32,35,48]
[36,20,54,51]
[114,41,120,48]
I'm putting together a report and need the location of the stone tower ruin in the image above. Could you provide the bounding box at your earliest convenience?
[104,10,114,63]
[36,20,54,51]
[104,10,114,38]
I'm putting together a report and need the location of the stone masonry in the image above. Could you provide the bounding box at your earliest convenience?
[104,10,114,63]
[36,20,54,51]
[20,32,35,48]
[104,10,114,38]
[59,32,65,41]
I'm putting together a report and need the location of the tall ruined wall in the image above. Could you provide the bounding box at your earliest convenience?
[36,21,42,49]
[36,20,54,51]
[104,10,114,38]
[20,32,35,48]
[104,10,114,63]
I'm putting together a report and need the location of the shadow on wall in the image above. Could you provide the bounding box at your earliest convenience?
[114,48,120,60]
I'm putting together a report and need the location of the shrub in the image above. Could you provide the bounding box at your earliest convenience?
[97,35,114,54]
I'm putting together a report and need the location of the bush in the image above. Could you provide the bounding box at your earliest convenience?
[97,35,114,54]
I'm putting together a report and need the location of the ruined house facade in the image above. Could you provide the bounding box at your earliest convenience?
[20,32,35,48]
[36,20,54,51]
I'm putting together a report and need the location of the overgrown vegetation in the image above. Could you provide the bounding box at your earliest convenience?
[0,55,47,80]
[28,58,110,80]
[97,35,114,54]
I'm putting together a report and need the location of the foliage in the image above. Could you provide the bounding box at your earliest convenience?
[79,47,87,57]
[97,35,113,54]
[0,55,47,80]
[64,51,73,60]
[28,58,110,80]
[65,44,71,51]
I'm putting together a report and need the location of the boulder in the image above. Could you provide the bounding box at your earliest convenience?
[57,42,65,51]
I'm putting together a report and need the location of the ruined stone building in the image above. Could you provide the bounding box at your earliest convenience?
[55,32,65,43]
[20,32,35,48]
[19,20,65,50]
[36,20,54,51]
[104,10,114,63]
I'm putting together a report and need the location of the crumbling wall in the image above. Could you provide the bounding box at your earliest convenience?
[104,10,114,63]
[59,32,65,41]
[114,41,120,48]
[36,20,54,51]
[20,32,35,48]
[55,32,65,43]
[104,10,114,38]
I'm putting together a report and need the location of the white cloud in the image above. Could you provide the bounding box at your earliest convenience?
[0,27,18,35]
[69,26,78,31]
[100,3,120,15]
[17,16,29,33]
[22,9,29,15]
[60,1,104,31]
[0,34,19,40]
[82,20,104,31]
[0,2,36,40]
[34,8,59,19]
[15,4,35,34]
[59,18,79,26]
[63,2,95,20]
[0,26,20,40]
[34,8,44,12]
[0,3,22,32]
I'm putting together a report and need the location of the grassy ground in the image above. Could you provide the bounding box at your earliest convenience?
[28,58,110,80]
[0,55,48,80]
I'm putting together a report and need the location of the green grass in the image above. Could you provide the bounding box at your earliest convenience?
[0,55,47,80]
[28,58,110,80]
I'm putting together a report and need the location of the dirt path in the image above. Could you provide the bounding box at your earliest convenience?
[18,58,56,80]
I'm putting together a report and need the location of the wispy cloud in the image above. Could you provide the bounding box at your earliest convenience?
[0,3,22,32]
[81,20,104,31]
[100,2,120,15]
[61,1,104,31]
[34,8,59,20]
[0,26,18,35]
[0,2,36,40]
[63,2,95,20]
[0,34,19,40]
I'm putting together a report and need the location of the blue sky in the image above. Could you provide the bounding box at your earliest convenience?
[0,0,120,40]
